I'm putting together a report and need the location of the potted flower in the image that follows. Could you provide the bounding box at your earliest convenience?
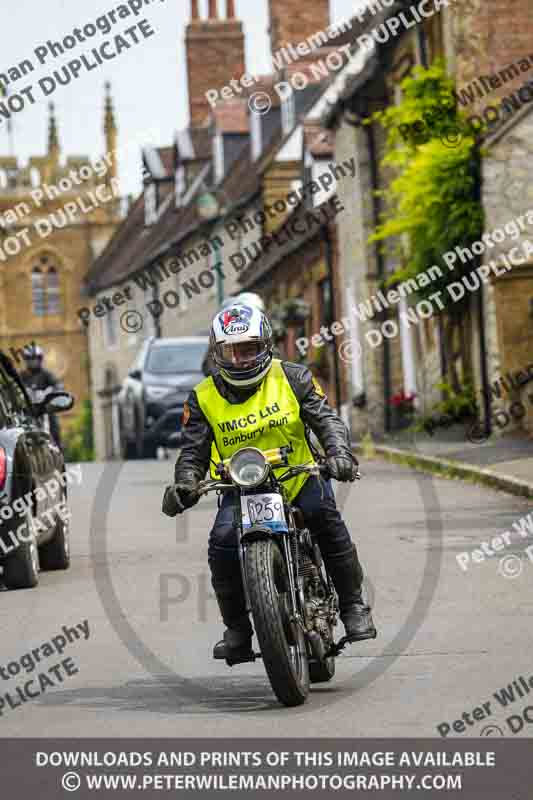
[390,390,417,430]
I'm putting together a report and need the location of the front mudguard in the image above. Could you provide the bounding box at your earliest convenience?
[241,525,287,545]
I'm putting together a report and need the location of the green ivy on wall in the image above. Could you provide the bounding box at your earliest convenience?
[366,61,484,312]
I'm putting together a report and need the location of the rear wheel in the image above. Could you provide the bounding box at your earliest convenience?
[245,538,309,707]
[134,419,157,459]
[39,495,70,571]
[3,513,39,590]
[120,431,137,460]
[119,410,137,460]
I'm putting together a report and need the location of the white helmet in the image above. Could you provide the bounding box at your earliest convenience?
[210,303,273,387]
[236,292,265,312]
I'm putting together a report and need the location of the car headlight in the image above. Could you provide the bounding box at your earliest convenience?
[145,385,174,401]
[229,448,269,488]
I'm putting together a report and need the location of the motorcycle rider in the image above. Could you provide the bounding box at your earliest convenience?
[163,303,376,661]
[20,344,64,449]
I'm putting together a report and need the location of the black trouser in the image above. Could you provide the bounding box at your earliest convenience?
[208,475,364,629]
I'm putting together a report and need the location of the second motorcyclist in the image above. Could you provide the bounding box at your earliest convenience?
[20,344,64,449]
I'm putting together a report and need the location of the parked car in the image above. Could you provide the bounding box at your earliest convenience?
[118,336,209,459]
[0,351,74,590]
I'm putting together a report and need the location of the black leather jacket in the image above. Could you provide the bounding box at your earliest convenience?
[20,367,62,393]
[174,360,356,483]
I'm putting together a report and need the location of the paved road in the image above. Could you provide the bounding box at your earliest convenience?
[1,457,532,738]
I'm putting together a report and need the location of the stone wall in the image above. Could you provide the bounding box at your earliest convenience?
[481,104,533,436]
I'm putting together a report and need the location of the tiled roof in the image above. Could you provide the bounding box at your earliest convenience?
[85,193,147,291]
[87,13,363,295]
[237,195,333,289]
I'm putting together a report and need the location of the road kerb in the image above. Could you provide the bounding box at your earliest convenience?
[354,444,533,500]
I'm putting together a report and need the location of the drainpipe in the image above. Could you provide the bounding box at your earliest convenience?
[323,225,341,410]
[473,141,491,437]
[367,124,391,433]
[416,23,429,69]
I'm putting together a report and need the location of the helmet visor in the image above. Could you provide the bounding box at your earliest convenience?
[219,341,263,368]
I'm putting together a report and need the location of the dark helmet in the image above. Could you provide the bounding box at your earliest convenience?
[23,343,44,369]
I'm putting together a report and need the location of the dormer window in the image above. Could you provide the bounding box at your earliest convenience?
[145,183,157,226]
[175,165,186,207]
[311,160,337,207]
[281,91,296,134]
[251,111,262,161]
[213,133,224,184]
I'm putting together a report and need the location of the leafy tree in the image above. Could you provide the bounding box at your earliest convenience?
[62,398,94,462]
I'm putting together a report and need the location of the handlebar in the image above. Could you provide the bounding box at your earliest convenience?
[196,462,361,497]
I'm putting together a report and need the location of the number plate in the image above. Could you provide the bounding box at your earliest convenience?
[241,493,288,533]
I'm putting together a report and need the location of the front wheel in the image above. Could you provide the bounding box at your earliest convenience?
[3,513,39,590]
[39,496,70,571]
[245,538,309,707]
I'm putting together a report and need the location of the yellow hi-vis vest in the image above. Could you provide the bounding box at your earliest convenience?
[195,360,315,501]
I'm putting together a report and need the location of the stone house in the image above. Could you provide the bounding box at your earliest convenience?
[323,0,533,439]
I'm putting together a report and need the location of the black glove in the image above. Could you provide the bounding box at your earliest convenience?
[162,485,185,517]
[162,478,200,517]
[326,455,359,482]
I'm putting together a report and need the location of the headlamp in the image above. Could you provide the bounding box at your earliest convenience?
[228,448,269,488]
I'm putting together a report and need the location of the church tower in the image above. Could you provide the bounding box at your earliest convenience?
[0,95,121,441]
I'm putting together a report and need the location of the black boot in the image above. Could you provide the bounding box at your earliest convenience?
[324,545,377,642]
[213,615,254,664]
[210,570,254,664]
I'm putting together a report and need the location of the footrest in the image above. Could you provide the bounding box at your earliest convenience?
[225,651,262,667]
[326,630,377,657]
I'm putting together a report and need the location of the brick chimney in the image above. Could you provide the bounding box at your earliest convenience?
[268,0,330,53]
[185,0,246,127]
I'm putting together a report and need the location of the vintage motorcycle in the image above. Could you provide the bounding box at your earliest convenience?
[197,444,361,707]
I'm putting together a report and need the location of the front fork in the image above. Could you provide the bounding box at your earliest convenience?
[235,502,303,631]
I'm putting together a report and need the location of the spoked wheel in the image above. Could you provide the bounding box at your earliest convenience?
[245,538,309,707]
